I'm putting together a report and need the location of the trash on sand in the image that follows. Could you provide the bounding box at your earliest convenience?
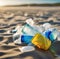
[12,19,60,53]
[19,46,35,53]
[31,33,51,50]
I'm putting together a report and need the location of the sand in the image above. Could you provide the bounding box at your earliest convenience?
[0,6,60,59]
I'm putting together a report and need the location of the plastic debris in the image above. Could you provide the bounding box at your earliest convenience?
[43,23,52,30]
[13,34,33,44]
[31,33,51,50]
[19,46,35,53]
[21,35,33,44]
[12,19,60,53]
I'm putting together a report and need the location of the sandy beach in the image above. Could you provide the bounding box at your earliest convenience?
[0,6,60,59]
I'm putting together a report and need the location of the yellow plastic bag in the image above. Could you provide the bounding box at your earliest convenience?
[31,33,51,50]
